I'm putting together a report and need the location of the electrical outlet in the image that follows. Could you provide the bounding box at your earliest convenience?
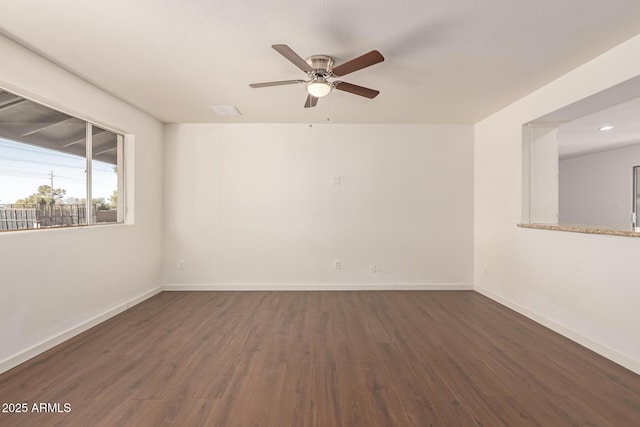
[178,260,185,270]
[370,263,377,273]
[335,259,342,270]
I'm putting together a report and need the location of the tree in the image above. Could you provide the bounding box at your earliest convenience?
[61,196,113,210]
[15,185,66,206]
[109,190,117,209]
[62,196,83,205]
[93,198,112,210]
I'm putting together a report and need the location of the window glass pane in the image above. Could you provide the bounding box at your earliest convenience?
[0,88,123,231]
[92,126,119,224]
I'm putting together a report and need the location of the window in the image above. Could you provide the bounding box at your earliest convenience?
[0,88,124,231]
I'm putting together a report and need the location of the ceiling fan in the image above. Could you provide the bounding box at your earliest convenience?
[249,44,384,108]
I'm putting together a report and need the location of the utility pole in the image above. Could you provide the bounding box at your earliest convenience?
[50,170,54,202]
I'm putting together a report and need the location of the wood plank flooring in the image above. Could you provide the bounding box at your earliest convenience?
[1,291,639,426]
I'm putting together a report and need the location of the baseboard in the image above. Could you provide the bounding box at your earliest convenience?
[0,286,162,375]
[163,283,474,291]
[474,285,640,375]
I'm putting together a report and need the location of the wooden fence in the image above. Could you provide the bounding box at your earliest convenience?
[0,204,98,231]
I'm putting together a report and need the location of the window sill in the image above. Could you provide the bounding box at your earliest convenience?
[517,223,640,238]
[0,222,127,235]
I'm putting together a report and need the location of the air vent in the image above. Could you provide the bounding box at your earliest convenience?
[209,106,242,116]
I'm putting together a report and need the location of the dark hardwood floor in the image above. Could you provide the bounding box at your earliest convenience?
[1,291,639,426]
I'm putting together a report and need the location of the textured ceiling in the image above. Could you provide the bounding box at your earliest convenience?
[1,0,640,124]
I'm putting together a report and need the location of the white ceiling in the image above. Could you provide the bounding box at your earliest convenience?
[1,0,640,124]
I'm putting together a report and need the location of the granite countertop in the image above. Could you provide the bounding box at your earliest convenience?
[517,223,640,237]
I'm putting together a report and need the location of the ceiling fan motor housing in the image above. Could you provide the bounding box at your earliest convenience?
[306,55,334,77]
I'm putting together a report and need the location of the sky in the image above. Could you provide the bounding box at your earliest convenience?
[0,138,117,204]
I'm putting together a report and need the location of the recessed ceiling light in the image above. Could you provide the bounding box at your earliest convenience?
[209,106,242,116]
[599,125,614,131]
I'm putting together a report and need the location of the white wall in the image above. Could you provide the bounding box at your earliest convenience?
[560,143,640,229]
[0,34,164,373]
[529,126,559,223]
[475,34,640,373]
[163,123,474,288]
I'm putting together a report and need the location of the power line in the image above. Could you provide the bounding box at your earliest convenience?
[0,139,85,160]
[0,155,84,169]
[0,169,50,178]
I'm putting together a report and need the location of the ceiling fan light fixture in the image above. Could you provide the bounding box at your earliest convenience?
[306,78,332,98]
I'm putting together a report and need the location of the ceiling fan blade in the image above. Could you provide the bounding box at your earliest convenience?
[304,94,318,108]
[334,81,380,99]
[331,50,384,77]
[272,44,314,73]
[249,80,305,88]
